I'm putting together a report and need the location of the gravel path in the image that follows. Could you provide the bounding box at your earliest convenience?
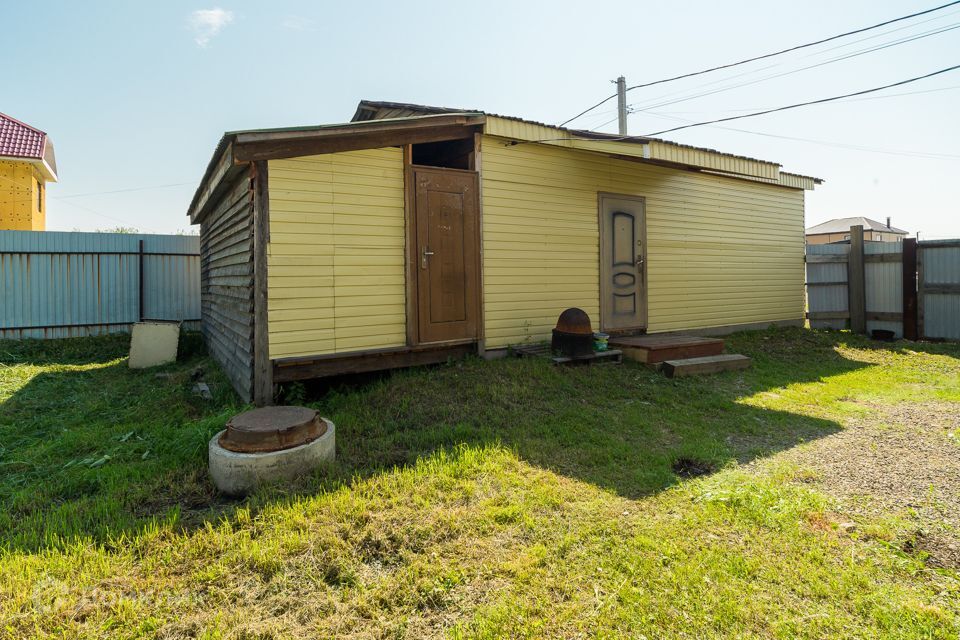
[774,401,960,569]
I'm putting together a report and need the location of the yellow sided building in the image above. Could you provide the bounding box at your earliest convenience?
[188,101,821,404]
[0,112,58,230]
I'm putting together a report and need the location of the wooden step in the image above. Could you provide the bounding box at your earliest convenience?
[661,354,751,378]
[608,335,724,364]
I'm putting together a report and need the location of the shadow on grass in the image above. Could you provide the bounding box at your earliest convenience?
[2,327,955,554]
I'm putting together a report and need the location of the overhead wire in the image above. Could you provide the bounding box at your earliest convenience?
[621,11,960,112]
[628,21,960,113]
[643,64,960,136]
[557,0,960,126]
[642,111,960,160]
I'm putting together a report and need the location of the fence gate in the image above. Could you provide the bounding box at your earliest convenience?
[919,240,960,340]
[807,225,960,341]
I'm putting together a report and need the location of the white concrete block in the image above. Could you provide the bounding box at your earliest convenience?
[129,322,180,369]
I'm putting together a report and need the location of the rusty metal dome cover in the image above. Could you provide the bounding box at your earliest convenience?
[554,307,593,335]
[219,406,327,453]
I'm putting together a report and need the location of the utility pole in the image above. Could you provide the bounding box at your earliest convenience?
[615,76,627,136]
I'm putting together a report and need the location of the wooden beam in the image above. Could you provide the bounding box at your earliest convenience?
[273,342,475,382]
[848,225,867,334]
[402,145,418,347]
[806,311,850,320]
[188,142,245,224]
[918,239,960,249]
[902,238,918,340]
[864,253,902,263]
[866,311,903,321]
[920,284,960,295]
[234,124,483,163]
[251,161,273,406]
[918,244,926,339]
[805,253,848,263]
[473,131,486,357]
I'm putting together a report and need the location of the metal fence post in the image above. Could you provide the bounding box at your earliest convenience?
[138,239,145,322]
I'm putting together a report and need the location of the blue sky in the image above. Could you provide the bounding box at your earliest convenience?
[4,0,958,237]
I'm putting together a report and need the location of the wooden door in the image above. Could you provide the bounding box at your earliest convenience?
[599,193,647,332]
[413,167,480,343]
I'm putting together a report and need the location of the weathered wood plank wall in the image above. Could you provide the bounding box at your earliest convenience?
[200,172,255,402]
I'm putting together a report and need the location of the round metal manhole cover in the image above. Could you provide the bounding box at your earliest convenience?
[219,406,327,453]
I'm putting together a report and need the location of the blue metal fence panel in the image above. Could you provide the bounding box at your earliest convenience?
[865,242,903,338]
[0,230,200,340]
[920,240,960,340]
[806,243,849,331]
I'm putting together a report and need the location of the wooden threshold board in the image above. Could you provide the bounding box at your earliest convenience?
[661,354,751,378]
[609,335,724,364]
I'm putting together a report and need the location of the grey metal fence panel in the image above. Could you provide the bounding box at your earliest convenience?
[0,230,200,340]
[919,240,960,340]
[865,242,903,338]
[806,244,849,330]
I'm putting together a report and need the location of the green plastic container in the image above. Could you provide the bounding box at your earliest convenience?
[593,332,609,352]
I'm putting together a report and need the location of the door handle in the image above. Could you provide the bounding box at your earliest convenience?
[421,247,435,269]
[636,255,645,283]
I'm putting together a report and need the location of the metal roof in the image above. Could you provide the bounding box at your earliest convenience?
[189,99,824,223]
[806,216,908,235]
[353,100,822,188]
[0,112,58,181]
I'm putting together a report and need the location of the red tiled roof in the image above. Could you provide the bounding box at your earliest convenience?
[0,112,46,160]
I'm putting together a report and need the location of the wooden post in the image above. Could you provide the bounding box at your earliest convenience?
[917,242,925,339]
[252,161,273,406]
[848,225,866,334]
[902,238,918,340]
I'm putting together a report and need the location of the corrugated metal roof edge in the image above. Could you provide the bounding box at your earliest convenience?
[354,99,823,183]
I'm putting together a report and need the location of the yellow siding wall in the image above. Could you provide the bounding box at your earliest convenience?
[266,148,406,359]
[481,135,805,348]
[0,161,44,230]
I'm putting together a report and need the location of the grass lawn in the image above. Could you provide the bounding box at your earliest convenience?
[1,328,959,638]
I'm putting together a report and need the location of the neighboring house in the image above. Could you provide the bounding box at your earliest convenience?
[0,112,58,231]
[805,216,907,244]
[188,100,821,404]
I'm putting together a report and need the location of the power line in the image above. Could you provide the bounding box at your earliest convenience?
[644,64,960,136]
[624,13,960,113]
[56,182,193,199]
[0,173,160,232]
[629,22,960,113]
[639,84,960,115]
[643,111,960,160]
[557,0,960,126]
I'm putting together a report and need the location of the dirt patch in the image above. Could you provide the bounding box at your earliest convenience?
[773,401,960,568]
[672,457,715,479]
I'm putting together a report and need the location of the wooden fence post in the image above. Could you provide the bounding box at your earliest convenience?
[917,242,925,340]
[902,238,918,340]
[848,225,866,334]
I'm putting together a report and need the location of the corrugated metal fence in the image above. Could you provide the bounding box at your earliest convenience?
[919,240,960,340]
[806,226,960,340]
[0,230,200,339]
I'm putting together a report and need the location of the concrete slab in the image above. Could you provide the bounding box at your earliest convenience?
[129,322,180,369]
